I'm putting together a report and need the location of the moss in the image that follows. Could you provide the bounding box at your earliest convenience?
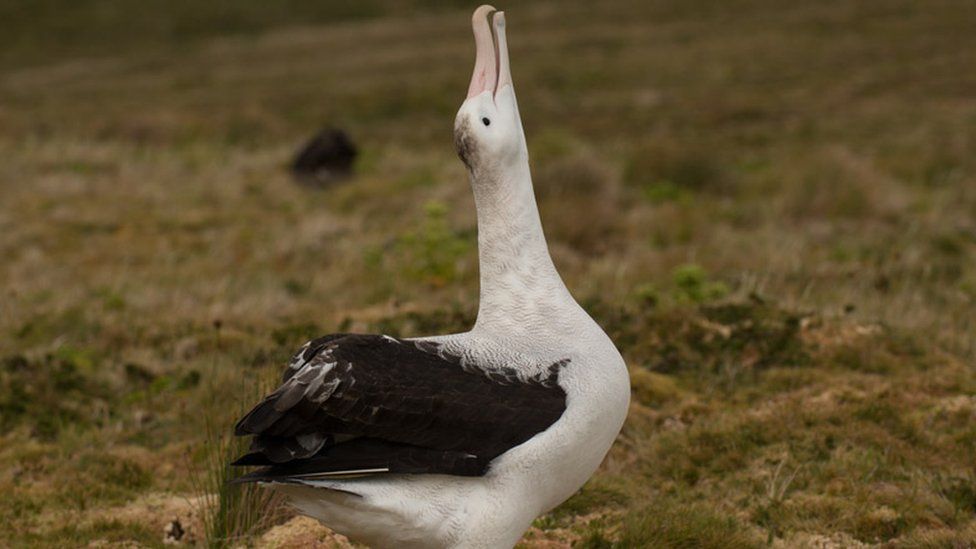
[630,368,683,406]
[850,505,906,542]
[370,304,476,338]
[63,453,153,507]
[550,480,630,522]
[617,499,762,548]
[895,521,976,548]
[39,518,159,546]
[699,301,808,369]
[575,525,617,548]
[672,264,730,304]
[604,298,811,395]
[395,201,474,288]
[0,351,116,439]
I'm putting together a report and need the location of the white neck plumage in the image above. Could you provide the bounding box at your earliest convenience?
[469,155,576,334]
[454,6,588,341]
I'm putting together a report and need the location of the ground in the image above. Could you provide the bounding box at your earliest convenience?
[1,0,975,547]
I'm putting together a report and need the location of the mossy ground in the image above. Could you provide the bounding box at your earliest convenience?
[1,0,974,546]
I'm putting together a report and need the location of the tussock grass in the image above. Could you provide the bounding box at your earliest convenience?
[191,331,289,546]
[618,500,762,548]
[196,405,286,547]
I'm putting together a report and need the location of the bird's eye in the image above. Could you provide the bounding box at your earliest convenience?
[482,117,491,126]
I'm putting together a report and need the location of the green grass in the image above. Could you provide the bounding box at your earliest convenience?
[1,0,975,546]
[196,402,286,547]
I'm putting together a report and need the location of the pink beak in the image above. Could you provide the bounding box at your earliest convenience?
[466,5,513,99]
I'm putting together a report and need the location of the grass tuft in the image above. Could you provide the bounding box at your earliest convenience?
[193,359,288,547]
[196,415,285,546]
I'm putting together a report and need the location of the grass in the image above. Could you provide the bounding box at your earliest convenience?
[196,405,285,547]
[1,0,975,546]
[192,355,287,547]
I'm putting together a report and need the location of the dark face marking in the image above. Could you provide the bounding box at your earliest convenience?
[482,117,491,126]
[453,117,478,172]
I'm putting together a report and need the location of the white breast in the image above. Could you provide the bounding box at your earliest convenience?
[275,323,629,549]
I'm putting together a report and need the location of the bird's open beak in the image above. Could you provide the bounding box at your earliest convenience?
[466,5,513,100]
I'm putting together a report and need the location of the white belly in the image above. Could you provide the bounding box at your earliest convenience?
[272,349,630,549]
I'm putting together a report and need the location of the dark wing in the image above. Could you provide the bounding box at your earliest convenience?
[232,334,567,481]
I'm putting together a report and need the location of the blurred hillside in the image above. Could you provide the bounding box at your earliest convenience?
[1,0,974,546]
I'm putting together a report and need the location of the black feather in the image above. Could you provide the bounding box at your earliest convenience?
[231,334,567,479]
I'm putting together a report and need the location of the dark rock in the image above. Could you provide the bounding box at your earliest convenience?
[163,518,185,544]
[124,362,156,385]
[291,128,358,187]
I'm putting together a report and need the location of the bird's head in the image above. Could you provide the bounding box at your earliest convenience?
[454,5,526,177]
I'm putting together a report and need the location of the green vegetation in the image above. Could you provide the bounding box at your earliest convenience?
[196,403,285,547]
[1,0,974,546]
[395,200,474,286]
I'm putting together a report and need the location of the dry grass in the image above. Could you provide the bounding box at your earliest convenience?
[1,0,975,546]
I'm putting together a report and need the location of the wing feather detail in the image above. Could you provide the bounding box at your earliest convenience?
[232,334,568,479]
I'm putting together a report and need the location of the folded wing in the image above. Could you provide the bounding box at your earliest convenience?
[232,334,567,481]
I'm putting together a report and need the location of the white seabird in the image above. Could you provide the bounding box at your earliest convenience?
[232,5,630,548]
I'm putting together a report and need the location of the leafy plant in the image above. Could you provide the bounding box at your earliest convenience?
[672,264,729,303]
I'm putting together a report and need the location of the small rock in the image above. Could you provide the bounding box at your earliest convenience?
[132,409,153,426]
[291,128,358,187]
[163,519,185,545]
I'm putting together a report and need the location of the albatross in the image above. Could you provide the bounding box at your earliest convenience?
[231,5,630,548]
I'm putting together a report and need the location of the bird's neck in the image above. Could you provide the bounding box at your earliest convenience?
[469,158,576,333]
